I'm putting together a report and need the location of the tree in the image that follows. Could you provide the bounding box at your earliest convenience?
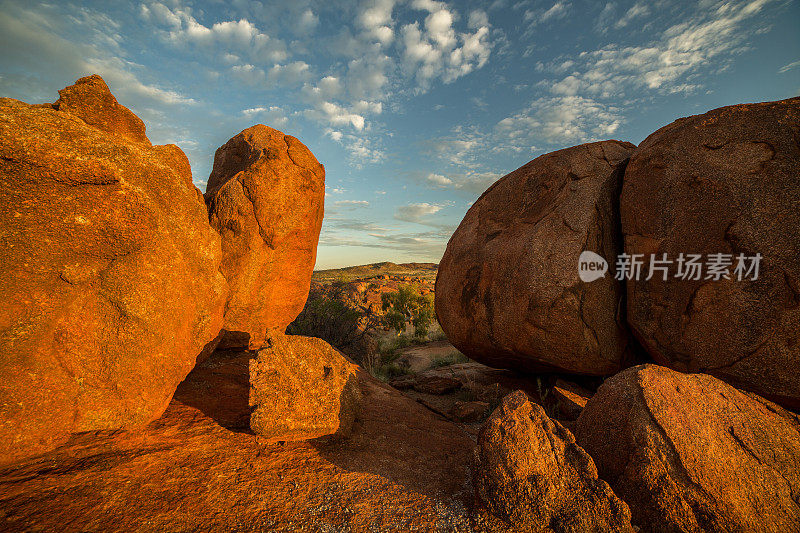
[381,284,435,338]
[287,281,379,364]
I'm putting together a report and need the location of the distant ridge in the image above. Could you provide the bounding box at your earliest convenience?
[313,262,438,283]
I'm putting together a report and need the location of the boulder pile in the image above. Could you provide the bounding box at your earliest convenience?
[437,96,800,530]
[0,74,798,532]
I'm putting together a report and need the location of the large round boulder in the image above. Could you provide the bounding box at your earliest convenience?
[0,75,228,465]
[436,141,635,376]
[620,97,800,407]
[205,125,325,349]
[574,364,800,532]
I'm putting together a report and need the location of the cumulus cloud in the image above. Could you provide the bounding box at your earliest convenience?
[399,2,492,89]
[142,2,288,63]
[324,128,385,165]
[297,9,319,34]
[268,61,311,85]
[426,173,453,186]
[358,0,397,45]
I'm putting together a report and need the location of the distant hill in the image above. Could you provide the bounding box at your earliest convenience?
[313,262,438,283]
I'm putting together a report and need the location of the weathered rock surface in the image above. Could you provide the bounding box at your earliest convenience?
[0,76,227,465]
[436,141,635,376]
[574,364,800,532]
[0,346,516,532]
[52,74,149,144]
[620,97,800,407]
[205,125,325,348]
[475,390,634,532]
[249,331,360,442]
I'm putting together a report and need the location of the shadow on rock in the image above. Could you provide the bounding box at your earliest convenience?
[311,369,478,505]
[172,348,255,434]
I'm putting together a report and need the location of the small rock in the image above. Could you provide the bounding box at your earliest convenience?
[551,379,592,420]
[450,401,490,423]
[475,390,634,532]
[249,331,360,442]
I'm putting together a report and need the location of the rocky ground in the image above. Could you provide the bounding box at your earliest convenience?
[0,346,516,533]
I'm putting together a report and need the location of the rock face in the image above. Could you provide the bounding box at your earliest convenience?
[205,125,325,348]
[574,364,800,532]
[0,76,228,465]
[475,390,634,532]
[436,141,635,376]
[249,331,360,442]
[620,98,800,407]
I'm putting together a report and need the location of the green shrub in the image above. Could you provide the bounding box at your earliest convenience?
[381,284,435,339]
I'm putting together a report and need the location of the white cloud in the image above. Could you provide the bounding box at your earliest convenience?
[423,128,483,166]
[424,171,501,194]
[395,202,444,223]
[268,61,311,85]
[359,0,397,45]
[342,135,386,164]
[540,0,776,99]
[240,105,288,126]
[230,63,265,84]
[525,1,570,25]
[426,173,453,186]
[615,2,650,29]
[144,3,287,63]
[297,9,319,34]
[495,95,622,145]
[468,10,489,29]
[326,129,344,141]
[324,128,386,164]
[778,60,800,73]
[334,199,370,208]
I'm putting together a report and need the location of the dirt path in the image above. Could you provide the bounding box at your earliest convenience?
[395,340,462,372]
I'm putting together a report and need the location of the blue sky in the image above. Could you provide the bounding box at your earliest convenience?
[1,0,798,269]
